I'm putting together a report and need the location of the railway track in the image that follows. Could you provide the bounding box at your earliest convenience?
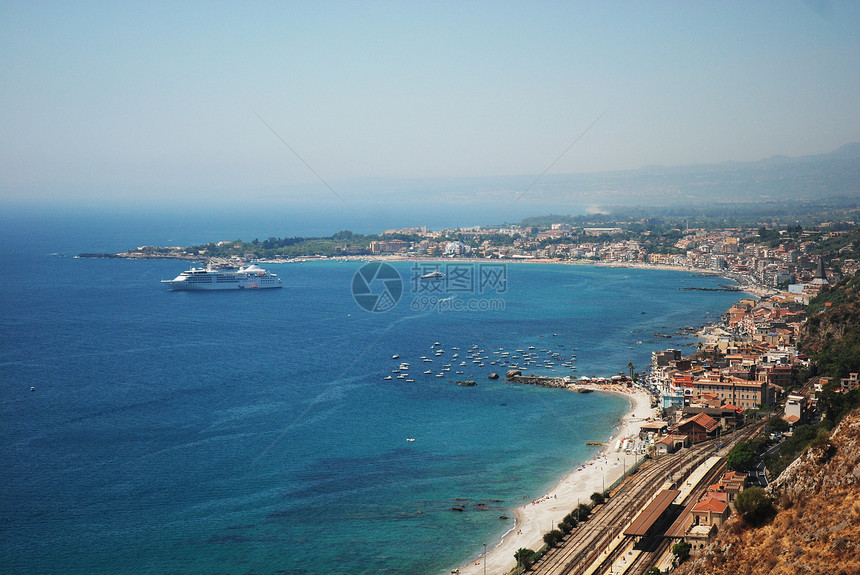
[528,421,765,575]
[529,442,711,575]
[614,460,729,575]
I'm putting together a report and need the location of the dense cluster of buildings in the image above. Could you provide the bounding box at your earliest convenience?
[647,282,811,426]
[373,222,857,291]
[630,243,859,553]
[666,469,748,550]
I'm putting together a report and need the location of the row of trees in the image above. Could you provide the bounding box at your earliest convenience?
[513,487,698,572]
[512,491,605,572]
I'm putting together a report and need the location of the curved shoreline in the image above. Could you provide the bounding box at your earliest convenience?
[261,255,774,298]
[449,386,656,575]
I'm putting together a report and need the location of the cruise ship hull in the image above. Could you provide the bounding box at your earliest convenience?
[162,264,282,290]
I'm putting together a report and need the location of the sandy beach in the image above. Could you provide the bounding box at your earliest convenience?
[265,255,772,297]
[450,386,656,575]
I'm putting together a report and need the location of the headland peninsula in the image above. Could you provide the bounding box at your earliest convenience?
[77,204,859,295]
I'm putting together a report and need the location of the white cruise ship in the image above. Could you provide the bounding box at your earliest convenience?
[161,264,282,290]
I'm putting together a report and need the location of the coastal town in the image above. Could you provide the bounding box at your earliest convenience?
[104,216,859,293]
[84,215,860,574]
[445,219,860,574]
[452,260,858,574]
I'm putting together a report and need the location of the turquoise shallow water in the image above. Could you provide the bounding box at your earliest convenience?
[0,213,744,574]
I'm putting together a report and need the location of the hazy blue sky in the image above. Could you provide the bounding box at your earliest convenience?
[2,1,859,208]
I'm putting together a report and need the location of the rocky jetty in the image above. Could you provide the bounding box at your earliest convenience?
[505,371,569,389]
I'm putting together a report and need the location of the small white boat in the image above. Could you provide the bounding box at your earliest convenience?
[422,270,446,280]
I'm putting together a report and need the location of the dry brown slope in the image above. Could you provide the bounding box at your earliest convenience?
[675,408,860,575]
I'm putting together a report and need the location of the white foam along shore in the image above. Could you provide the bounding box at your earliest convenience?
[450,386,656,575]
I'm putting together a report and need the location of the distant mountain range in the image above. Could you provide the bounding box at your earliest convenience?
[524,141,860,208]
[348,143,860,215]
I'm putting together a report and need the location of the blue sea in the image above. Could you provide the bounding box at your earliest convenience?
[0,209,745,574]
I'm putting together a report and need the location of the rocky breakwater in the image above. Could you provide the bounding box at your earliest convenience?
[505,369,570,389]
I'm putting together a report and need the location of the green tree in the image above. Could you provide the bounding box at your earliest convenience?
[672,541,692,564]
[543,529,564,548]
[332,230,355,240]
[576,502,592,521]
[558,510,579,534]
[645,568,661,575]
[818,383,860,425]
[726,441,757,473]
[734,486,776,527]
[590,491,606,505]
[767,415,790,433]
[514,548,536,572]
[808,427,836,462]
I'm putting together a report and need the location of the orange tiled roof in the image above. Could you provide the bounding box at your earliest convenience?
[679,412,719,432]
[702,491,728,503]
[692,498,728,513]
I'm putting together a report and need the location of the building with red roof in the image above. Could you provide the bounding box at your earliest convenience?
[677,412,719,442]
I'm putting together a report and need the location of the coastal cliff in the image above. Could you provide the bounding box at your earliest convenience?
[675,408,860,575]
[797,271,860,381]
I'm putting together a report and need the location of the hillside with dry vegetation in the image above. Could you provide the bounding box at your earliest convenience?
[675,407,860,575]
[798,271,860,381]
